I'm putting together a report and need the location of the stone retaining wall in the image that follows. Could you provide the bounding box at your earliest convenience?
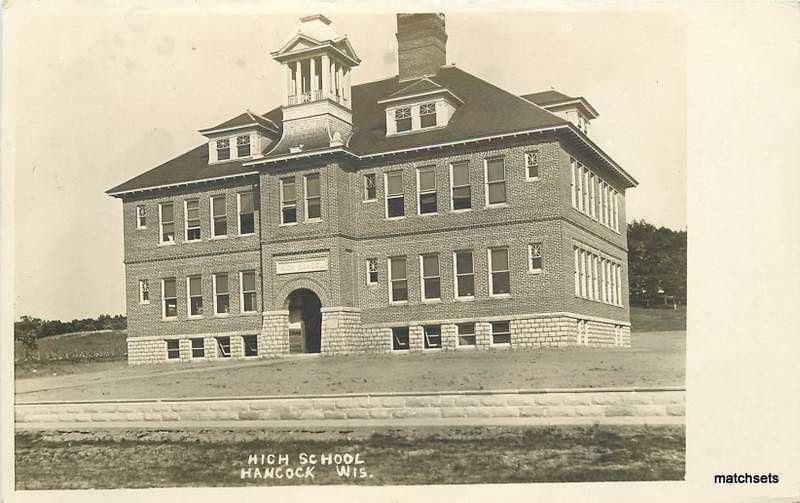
[16,388,684,425]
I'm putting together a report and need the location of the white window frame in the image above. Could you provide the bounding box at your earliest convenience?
[366,258,378,285]
[528,243,542,274]
[136,205,147,229]
[487,247,511,298]
[212,273,230,317]
[186,275,203,319]
[416,166,438,216]
[237,191,255,236]
[491,320,511,347]
[190,337,205,359]
[304,173,322,223]
[161,278,177,321]
[422,325,442,350]
[210,195,228,238]
[453,249,475,300]
[456,322,477,348]
[449,161,472,212]
[184,199,201,242]
[388,256,408,304]
[391,326,410,352]
[236,134,251,158]
[166,339,181,360]
[524,150,539,181]
[239,270,257,314]
[589,173,596,220]
[216,138,231,161]
[394,106,412,133]
[419,102,437,129]
[484,157,507,207]
[576,164,584,213]
[570,158,577,209]
[419,253,441,302]
[384,171,405,220]
[573,248,580,296]
[158,202,175,246]
[139,279,150,304]
[363,173,377,202]
[279,177,298,226]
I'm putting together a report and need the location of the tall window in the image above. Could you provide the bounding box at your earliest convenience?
[392,327,410,351]
[139,279,149,304]
[136,205,147,229]
[570,158,577,208]
[576,163,584,212]
[419,102,437,128]
[166,339,180,360]
[238,191,255,235]
[423,325,442,349]
[457,323,476,347]
[364,173,376,201]
[187,276,203,317]
[420,254,441,301]
[589,173,596,219]
[488,247,510,296]
[240,271,257,313]
[583,168,590,213]
[304,173,322,221]
[454,250,475,298]
[191,338,204,359]
[388,256,408,303]
[161,278,177,320]
[574,248,581,296]
[450,161,471,211]
[185,199,201,241]
[280,178,297,224]
[213,273,230,315]
[525,151,539,180]
[236,135,251,157]
[216,138,230,161]
[159,202,175,244]
[528,243,542,272]
[385,172,404,218]
[417,166,437,215]
[491,321,511,346]
[211,196,227,237]
[366,258,378,285]
[395,106,412,132]
[485,157,506,206]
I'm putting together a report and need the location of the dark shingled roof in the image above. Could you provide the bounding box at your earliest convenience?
[520,90,575,106]
[108,66,571,194]
[385,77,444,99]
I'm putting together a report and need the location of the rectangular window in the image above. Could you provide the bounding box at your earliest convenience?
[485,157,506,206]
[491,321,511,346]
[364,173,377,201]
[574,248,581,296]
[366,258,378,285]
[280,178,297,224]
[395,106,412,132]
[525,151,539,180]
[139,279,150,304]
[454,250,475,298]
[392,327,410,351]
[238,191,255,235]
[161,278,177,320]
[419,102,437,128]
[187,276,203,317]
[213,273,230,315]
[583,168,590,214]
[423,325,442,349]
[190,338,204,359]
[417,166,437,215]
[385,172,405,218]
[185,199,201,241]
[166,339,180,359]
[211,195,227,237]
[579,249,586,297]
[236,135,251,157]
[240,271,257,313]
[216,336,231,358]
[388,256,408,303]
[304,173,322,221]
[616,264,622,305]
[576,164,584,212]
[136,205,147,229]
[159,202,175,244]
[420,254,441,301]
[216,138,230,161]
[450,161,471,211]
[589,173,596,219]
[613,190,620,231]
[528,243,542,272]
[243,335,258,357]
[570,158,577,208]
[488,247,510,296]
[457,323,476,347]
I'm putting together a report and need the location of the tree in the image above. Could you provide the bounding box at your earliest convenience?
[627,220,687,305]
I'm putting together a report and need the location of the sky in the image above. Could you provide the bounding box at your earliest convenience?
[9,8,685,321]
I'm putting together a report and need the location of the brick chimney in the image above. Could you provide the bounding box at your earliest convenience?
[396,13,447,82]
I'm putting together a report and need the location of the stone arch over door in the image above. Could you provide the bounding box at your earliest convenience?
[274,276,331,311]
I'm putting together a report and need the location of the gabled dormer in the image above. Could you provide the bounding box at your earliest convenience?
[521,90,598,135]
[199,110,280,164]
[378,77,463,136]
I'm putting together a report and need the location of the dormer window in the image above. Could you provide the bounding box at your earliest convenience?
[395,107,412,132]
[236,135,251,157]
[419,102,437,128]
[216,139,231,161]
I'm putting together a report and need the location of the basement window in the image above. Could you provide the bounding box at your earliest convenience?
[457,323,476,347]
[191,338,205,359]
[243,335,259,357]
[491,321,511,346]
[423,325,442,349]
[392,327,410,351]
[216,336,231,358]
[166,339,180,359]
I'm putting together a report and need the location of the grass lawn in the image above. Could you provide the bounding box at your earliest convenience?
[15,425,685,488]
[15,331,684,401]
[630,306,686,332]
[14,330,128,378]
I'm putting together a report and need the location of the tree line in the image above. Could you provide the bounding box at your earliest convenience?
[626,220,687,306]
[15,314,127,340]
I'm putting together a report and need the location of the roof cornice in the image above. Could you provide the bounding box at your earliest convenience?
[107,171,260,198]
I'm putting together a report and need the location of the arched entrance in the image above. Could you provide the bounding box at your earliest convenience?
[285,288,322,354]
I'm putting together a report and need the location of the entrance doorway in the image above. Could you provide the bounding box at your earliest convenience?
[286,288,322,353]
